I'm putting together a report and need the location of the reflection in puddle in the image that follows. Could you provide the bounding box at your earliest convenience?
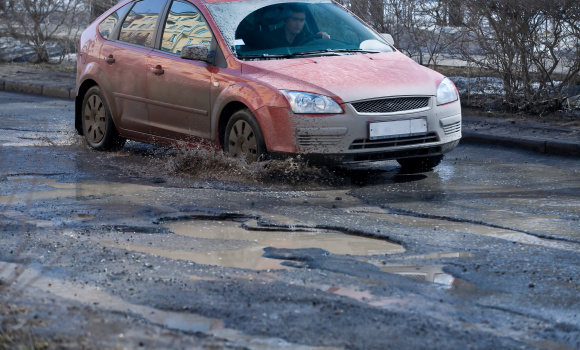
[112,220,405,270]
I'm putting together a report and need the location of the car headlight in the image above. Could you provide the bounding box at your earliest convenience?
[281,90,343,114]
[436,77,458,105]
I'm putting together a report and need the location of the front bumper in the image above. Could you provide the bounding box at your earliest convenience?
[272,96,461,164]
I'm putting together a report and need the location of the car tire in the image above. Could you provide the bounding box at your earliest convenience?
[224,109,267,162]
[396,155,443,173]
[81,86,125,151]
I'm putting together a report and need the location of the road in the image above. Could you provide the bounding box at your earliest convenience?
[1,90,579,349]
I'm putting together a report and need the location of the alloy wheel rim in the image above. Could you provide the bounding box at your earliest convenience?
[228,120,258,162]
[83,95,106,144]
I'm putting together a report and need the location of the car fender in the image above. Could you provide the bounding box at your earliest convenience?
[211,82,291,151]
[76,61,120,130]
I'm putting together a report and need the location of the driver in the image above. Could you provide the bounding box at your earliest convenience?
[272,5,330,47]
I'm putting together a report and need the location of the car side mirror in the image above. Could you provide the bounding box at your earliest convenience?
[181,44,210,62]
[381,33,395,46]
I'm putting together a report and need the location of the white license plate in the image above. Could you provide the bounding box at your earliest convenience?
[369,119,427,140]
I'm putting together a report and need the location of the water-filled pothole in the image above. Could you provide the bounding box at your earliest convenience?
[117,220,405,270]
[0,178,156,204]
[350,207,580,252]
[0,262,332,350]
[377,264,477,288]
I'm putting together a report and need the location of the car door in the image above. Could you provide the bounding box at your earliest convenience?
[100,0,165,135]
[146,0,212,141]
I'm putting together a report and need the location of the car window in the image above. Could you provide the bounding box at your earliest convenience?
[118,0,165,47]
[160,1,213,55]
[98,4,132,40]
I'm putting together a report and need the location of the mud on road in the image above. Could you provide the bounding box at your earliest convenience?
[1,91,580,349]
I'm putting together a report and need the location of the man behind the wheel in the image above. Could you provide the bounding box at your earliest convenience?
[269,4,330,47]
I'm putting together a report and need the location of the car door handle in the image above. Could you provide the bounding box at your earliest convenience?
[104,54,115,64]
[150,65,164,75]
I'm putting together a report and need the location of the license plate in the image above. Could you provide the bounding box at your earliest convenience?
[369,119,427,140]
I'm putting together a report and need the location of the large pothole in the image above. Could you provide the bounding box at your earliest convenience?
[108,219,405,270]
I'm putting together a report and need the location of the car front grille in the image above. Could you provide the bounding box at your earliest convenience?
[351,97,430,114]
[349,133,438,150]
[442,121,461,135]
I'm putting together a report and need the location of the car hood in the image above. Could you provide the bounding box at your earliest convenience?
[241,52,444,103]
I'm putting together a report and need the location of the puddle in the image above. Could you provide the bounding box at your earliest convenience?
[361,252,474,287]
[0,131,75,147]
[379,264,476,289]
[319,265,474,311]
[0,262,336,350]
[399,252,472,260]
[110,220,405,270]
[0,178,156,204]
[350,207,580,252]
[0,262,224,334]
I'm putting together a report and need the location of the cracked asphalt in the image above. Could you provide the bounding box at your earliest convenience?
[1,90,580,349]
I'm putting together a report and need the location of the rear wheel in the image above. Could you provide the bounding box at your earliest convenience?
[224,109,266,162]
[396,155,443,173]
[81,86,125,151]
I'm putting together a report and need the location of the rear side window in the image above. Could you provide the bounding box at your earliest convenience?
[160,1,213,55]
[119,0,165,47]
[98,4,131,40]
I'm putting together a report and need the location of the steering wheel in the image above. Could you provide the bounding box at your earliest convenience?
[297,33,323,46]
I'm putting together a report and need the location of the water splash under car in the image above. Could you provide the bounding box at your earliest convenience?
[75,0,461,171]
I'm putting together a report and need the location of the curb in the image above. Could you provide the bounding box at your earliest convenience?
[461,131,580,157]
[0,79,75,99]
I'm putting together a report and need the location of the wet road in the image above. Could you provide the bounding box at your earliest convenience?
[1,91,579,349]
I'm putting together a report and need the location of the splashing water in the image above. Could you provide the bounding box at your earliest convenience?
[165,148,345,187]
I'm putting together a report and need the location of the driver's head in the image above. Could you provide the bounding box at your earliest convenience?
[285,5,306,35]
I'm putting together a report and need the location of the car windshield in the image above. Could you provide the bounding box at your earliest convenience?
[205,0,393,59]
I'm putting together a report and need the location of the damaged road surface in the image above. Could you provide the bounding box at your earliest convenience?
[1,91,579,349]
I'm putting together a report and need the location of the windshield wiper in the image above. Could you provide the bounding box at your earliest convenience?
[290,49,341,56]
[237,49,381,60]
[237,53,292,60]
[290,49,380,57]
[326,49,380,54]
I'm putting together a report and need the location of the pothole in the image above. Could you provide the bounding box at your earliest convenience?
[350,207,580,252]
[0,262,334,350]
[377,264,475,288]
[0,178,156,204]
[111,219,405,270]
[363,252,475,288]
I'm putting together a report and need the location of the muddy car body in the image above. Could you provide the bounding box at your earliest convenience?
[75,0,461,170]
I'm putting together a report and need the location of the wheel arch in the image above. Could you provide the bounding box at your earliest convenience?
[217,101,252,150]
[75,79,99,135]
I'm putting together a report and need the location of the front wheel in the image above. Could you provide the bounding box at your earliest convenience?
[224,109,267,162]
[81,86,125,151]
[396,155,443,173]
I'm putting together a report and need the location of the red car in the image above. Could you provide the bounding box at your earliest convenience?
[76,0,461,171]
